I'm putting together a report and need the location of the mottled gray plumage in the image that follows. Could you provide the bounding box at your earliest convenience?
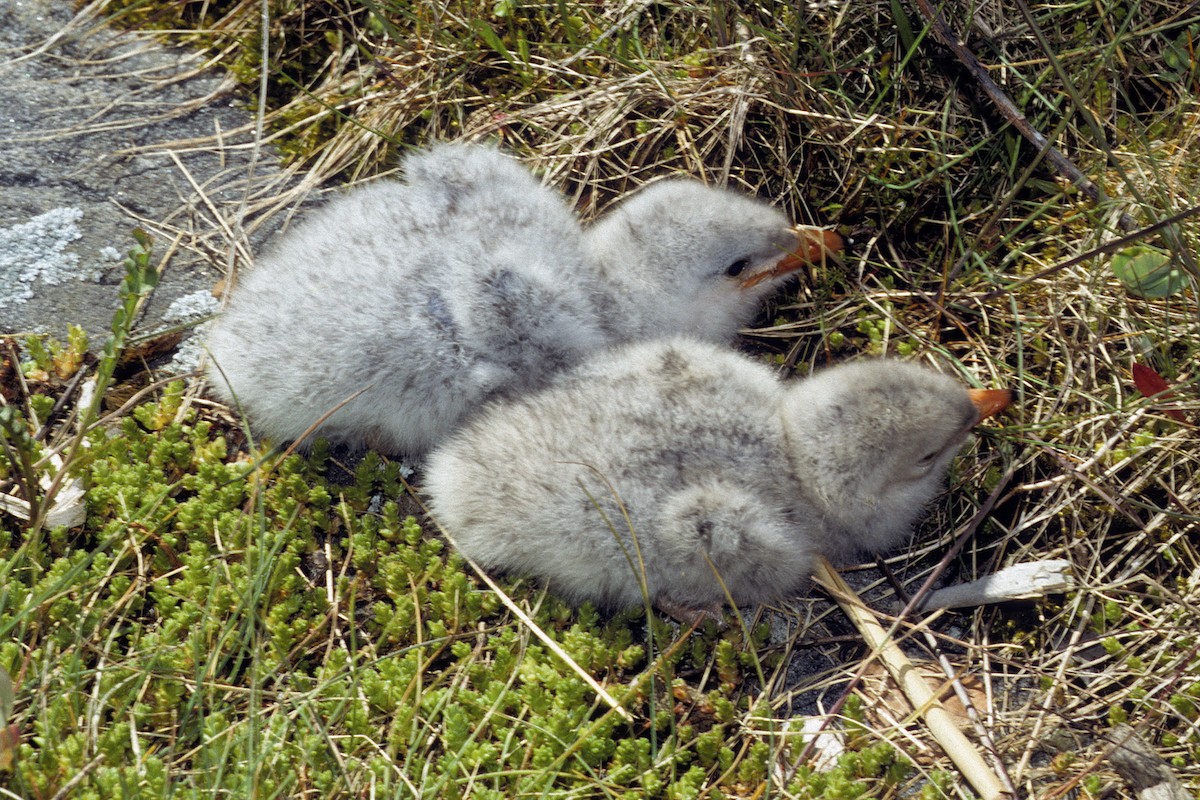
[205,143,834,455]
[424,339,1008,617]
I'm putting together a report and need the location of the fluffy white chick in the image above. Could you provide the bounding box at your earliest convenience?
[205,143,840,455]
[424,338,1010,620]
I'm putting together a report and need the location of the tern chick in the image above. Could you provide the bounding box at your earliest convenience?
[205,143,841,456]
[424,338,1010,620]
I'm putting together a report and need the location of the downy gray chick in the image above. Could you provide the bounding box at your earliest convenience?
[423,338,1010,620]
[205,143,841,456]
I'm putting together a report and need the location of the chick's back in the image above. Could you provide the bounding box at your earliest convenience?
[205,144,608,454]
[424,338,813,610]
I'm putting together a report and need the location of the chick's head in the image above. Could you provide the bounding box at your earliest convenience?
[585,179,841,342]
[780,360,1009,557]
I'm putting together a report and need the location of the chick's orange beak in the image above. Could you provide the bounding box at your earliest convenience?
[968,389,1012,422]
[739,226,844,289]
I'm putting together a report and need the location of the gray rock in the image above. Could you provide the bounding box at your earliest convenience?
[0,0,284,351]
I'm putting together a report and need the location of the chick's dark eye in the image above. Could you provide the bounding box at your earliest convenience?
[725,258,750,277]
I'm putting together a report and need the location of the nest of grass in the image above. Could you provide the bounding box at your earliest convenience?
[2,0,1198,796]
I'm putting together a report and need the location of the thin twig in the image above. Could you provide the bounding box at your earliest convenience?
[906,0,1138,233]
[978,202,1200,300]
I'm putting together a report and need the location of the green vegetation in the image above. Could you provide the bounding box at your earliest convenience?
[0,320,914,795]
[3,0,1199,796]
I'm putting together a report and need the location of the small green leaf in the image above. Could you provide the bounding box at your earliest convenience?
[0,667,11,722]
[473,19,513,61]
[889,0,917,54]
[0,726,14,772]
[1111,246,1189,298]
[1162,33,1188,75]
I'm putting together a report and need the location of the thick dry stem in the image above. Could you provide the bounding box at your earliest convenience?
[814,556,1011,800]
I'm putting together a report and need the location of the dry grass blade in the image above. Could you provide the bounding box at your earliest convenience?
[421,507,634,724]
[813,555,1010,800]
